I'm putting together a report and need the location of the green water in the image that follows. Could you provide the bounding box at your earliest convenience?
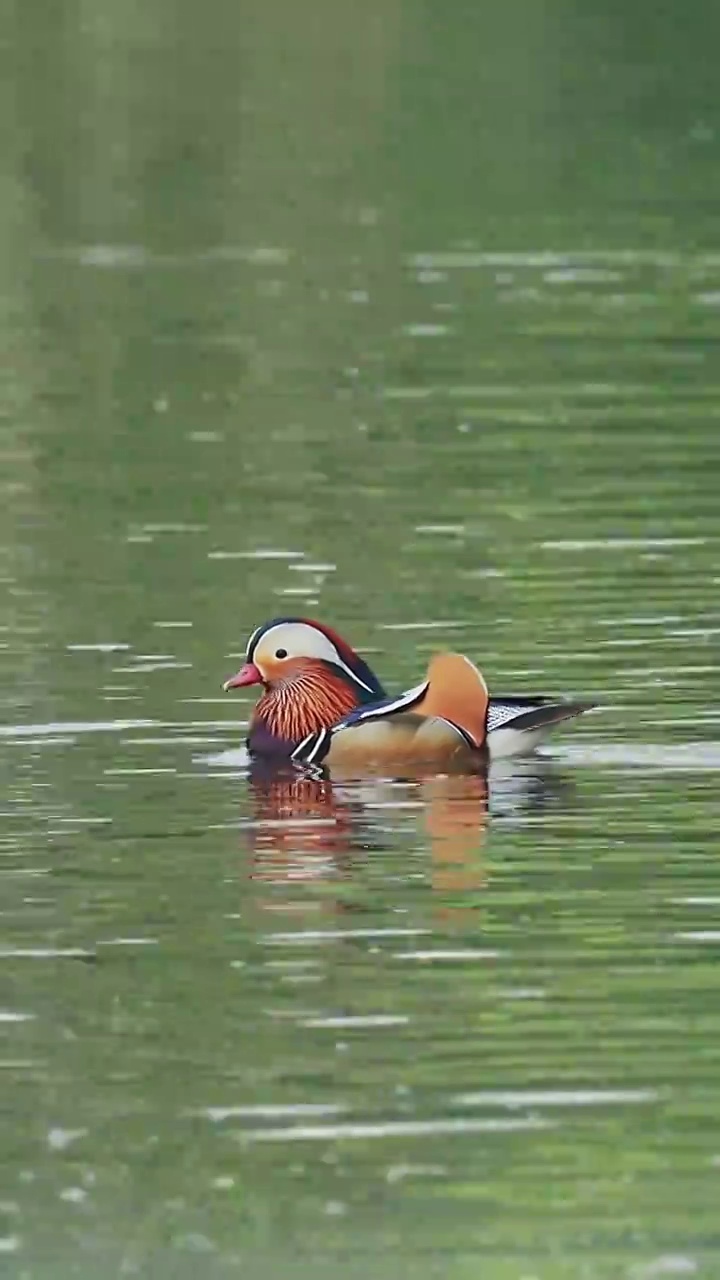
[3,3,720,1276]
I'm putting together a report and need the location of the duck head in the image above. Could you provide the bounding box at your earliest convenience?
[223,617,385,752]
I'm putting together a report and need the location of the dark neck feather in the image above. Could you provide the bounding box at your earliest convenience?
[252,666,363,749]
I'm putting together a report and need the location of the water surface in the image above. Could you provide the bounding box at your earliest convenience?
[2,3,720,1277]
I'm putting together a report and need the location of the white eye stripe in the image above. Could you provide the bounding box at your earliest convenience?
[256,623,340,661]
[246,623,293,661]
[245,623,264,658]
[250,622,374,694]
[332,656,374,694]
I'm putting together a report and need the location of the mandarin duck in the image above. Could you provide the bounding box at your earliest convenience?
[222,616,594,770]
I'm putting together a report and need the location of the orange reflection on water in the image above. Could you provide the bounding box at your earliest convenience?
[244,763,490,928]
[422,772,489,922]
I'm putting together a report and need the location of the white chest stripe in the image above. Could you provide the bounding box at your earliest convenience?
[334,680,429,731]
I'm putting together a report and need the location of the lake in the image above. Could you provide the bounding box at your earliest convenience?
[2,3,720,1276]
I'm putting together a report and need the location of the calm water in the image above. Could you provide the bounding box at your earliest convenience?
[3,4,720,1277]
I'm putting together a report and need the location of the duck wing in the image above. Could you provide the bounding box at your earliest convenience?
[411,653,488,747]
[290,681,429,766]
[291,654,489,767]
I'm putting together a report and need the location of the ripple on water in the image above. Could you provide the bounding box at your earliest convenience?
[452,1087,660,1109]
[200,1103,348,1122]
[207,548,305,560]
[0,948,93,959]
[0,720,156,738]
[231,1116,553,1143]
[552,742,720,771]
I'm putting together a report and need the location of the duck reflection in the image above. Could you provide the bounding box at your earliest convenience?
[245,758,572,907]
[246,761,376,883]
[422,771,489,905]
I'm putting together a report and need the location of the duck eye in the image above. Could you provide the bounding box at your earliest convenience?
[275,648,288,659]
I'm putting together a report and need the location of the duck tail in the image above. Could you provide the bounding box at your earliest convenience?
[491,699,595,735]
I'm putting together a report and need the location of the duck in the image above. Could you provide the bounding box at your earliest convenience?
[222,616,594,770]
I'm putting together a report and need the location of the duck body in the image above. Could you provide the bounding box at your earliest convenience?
[223,616,594,771]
